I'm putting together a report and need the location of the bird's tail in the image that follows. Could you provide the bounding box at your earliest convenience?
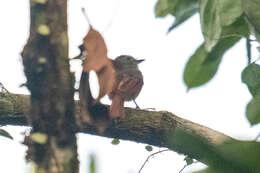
[110,95,124,119]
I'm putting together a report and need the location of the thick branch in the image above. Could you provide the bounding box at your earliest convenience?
[1,93,260,172]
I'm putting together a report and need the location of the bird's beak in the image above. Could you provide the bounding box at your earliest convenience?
[136,59,145,64]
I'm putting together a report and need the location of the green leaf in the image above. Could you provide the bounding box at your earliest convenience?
[89,154,96,173]
[241,63,260,96]
[155,0,198,31]
[199,0,222,51]
[145,145,153,152]
[184,156,193,165]
[246,94,260,125]
[184,43,220,88]
[219,0,243,26]
[242,0,260,42]
[155,0,175,17]
[220,16,249,38]
[111,138,120,145]
[168,3,198,32]
[183,38,238,89]
[184,17,248,89]
[0,128,13,140]
[172,129,260,173]
[199,0,244,51]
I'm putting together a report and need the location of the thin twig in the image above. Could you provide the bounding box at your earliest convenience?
[246,37,252,65]
[255,132,260,141]
[81,7,92,26]
[103,0,121,32]
[138,149,169,173]
[179,161,199,173]
[179,164,188,173]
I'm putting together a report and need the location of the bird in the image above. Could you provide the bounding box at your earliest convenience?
[109,55,144,119]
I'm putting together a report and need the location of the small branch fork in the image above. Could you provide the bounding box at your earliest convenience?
[138,149,169,173]
[178,161,199,173]
[138,148,199,173]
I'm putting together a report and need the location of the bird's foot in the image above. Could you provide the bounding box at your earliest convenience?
[133,100,141,110]
[133,100,156,111]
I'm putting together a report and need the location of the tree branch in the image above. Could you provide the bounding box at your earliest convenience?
[1,93,260,172]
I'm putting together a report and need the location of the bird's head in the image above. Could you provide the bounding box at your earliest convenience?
[114,55,144,69]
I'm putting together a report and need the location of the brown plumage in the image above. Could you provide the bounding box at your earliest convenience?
[109,55,144,119]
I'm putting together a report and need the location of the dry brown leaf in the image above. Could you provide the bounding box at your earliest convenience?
[82,27,108,72]
[96,59,115,100]
[82,26,115,100]
[79,26,116,133]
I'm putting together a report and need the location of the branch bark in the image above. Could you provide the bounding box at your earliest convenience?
[1,93,260,173]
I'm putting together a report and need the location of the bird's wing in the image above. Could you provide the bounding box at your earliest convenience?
[118,74,137,89]
[116,74,143,98]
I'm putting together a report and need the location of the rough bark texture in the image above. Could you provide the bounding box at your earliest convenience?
[1,93,260,173]
[20,0,78,172]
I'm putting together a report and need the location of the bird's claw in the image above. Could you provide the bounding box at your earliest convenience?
[133,100,141,110]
